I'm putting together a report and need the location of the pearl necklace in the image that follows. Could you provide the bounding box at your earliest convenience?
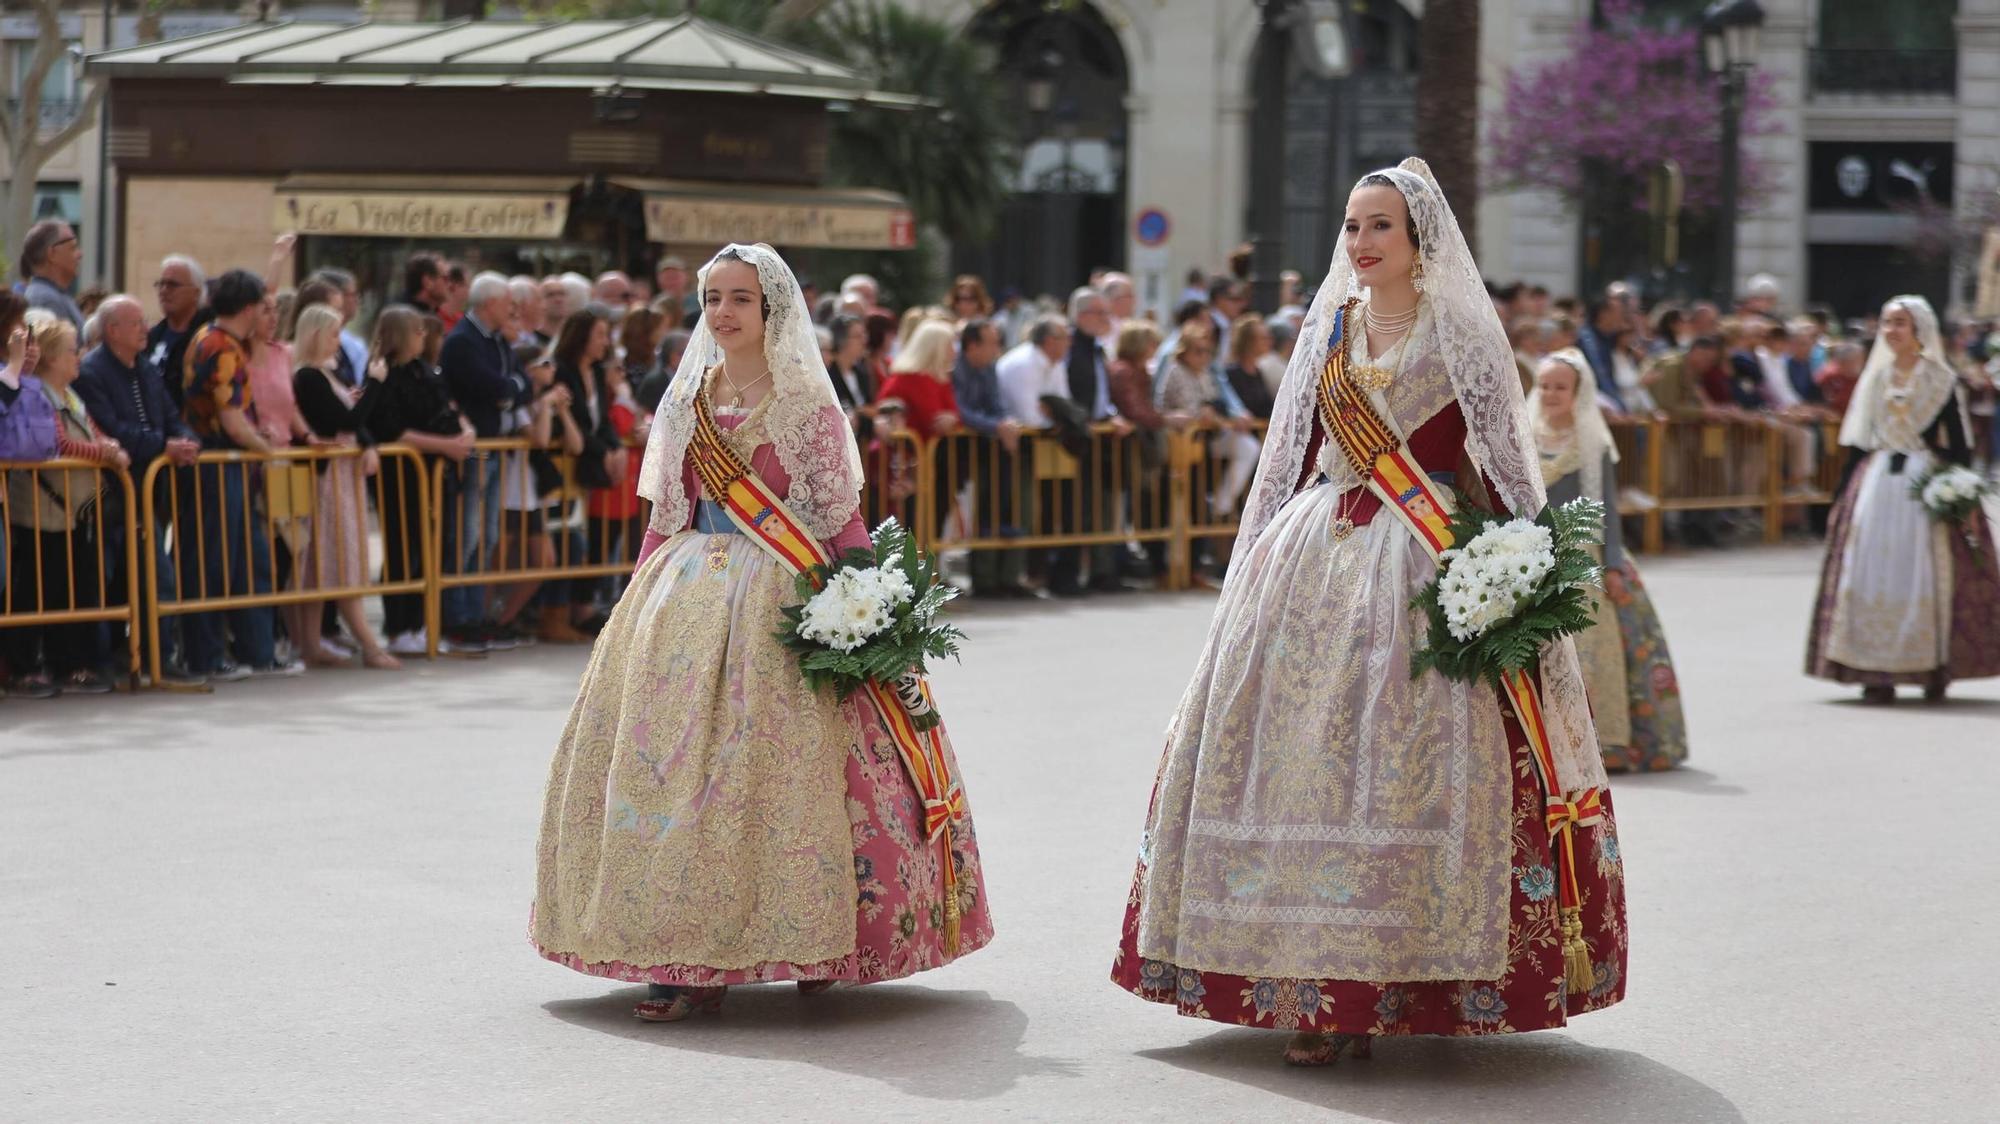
[1350,301,1422,395]
[1365,300,1420,335]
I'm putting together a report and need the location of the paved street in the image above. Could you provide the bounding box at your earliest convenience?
[4,543,1997,1123]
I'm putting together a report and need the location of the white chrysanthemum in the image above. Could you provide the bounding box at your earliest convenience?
[1923,467,1987,513]
[797,565,904,652]
[1434,517,1559,643]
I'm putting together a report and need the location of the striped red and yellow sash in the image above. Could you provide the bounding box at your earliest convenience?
[687,391,966,951]
[689,392,829,574]
[1318,298,1400,480]
[1317,301,1600,993]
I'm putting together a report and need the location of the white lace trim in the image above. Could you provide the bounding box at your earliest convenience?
[639,243,863,542]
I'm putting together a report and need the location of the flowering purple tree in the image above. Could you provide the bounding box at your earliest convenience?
[1485,0,1777,214]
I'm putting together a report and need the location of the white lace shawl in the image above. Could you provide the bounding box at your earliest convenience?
[1528,346,1620,505]
[638,243,864,542]
[1838,294,1960,455]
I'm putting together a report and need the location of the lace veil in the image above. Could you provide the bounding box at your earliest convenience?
[1233,158,1547,567]
[639,243,865,541]
[1838,294,1959,455]
[1527,346,1619,504]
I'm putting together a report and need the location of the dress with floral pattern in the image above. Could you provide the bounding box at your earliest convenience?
[1113,729,1628,1036]
[532,410,993,985]
[1111,405,1628,1034]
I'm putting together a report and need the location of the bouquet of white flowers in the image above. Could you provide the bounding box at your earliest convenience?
[1410,498,1604,686]
[777,518,964,729]
[1910,464,1993,554]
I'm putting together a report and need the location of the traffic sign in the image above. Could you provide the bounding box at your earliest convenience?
[1135,207,1171,247]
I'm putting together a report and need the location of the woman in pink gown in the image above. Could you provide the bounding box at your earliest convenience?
[532,245,992,1022]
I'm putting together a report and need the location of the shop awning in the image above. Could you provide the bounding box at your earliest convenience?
[272,175,574,240]
[625,180,916,251]
[86,17,926,106]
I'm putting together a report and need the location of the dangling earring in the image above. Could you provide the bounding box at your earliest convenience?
[1410,256,1426,294]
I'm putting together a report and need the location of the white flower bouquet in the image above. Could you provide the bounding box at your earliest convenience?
[1410,498,1604,686]
[777,518,964,729]
[1910,464,1993,554]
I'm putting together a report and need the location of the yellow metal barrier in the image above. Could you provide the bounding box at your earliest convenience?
[140,445,431,685]
[33,406,1868,699]
[426,438,649,656]
[1607,417,1665,554]
[0,458,142,686]
[1173,419,1270,589]
[925,422,1181,582]
[865,428,927,549]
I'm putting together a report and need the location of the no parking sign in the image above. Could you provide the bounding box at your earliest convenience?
[1135,207,1171,248]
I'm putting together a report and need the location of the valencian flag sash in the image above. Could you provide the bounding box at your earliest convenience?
[687,391,967,953]
[1317,298,1603,994]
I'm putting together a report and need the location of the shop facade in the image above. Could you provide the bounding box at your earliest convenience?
[85,17,916,320]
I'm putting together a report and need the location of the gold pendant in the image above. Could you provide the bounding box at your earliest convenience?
[1332,515,1356,540]
[706,538,731,573]
[1350,364,1395,394]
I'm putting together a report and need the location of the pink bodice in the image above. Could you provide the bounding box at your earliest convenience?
[640,409,870,567]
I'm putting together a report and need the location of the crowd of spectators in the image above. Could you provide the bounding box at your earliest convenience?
[6,212,1998,699]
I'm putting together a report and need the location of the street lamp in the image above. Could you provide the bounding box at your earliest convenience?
[1249,0,1349,314]
[1702,0,1764,304]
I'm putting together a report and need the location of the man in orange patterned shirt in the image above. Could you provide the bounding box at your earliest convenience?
[176,269,300,680]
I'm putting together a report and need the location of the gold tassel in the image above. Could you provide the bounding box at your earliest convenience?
[940,829,962,957]
[1560,905,1594,994]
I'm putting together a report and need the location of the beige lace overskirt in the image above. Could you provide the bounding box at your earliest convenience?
[1135,482,1514,982]
[533,531,858,971]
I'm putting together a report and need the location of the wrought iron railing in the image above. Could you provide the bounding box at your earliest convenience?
[4,97,84,132]
[1808,48,1956,96]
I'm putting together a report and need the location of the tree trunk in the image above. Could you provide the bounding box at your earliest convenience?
[1414,0,1481,254]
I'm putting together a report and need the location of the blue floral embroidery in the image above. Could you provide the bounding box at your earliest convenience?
[1138,959,1175,996]
[1589,959,1622,1001]
[1516,864,1556,902]
[1292,981,1324,1016]
[1245,978,1281,1017]
[1599,829,1622,867]
[1177,969,1207,1008]
[1374,987,1409,1025]
[1460,986,1508,1024]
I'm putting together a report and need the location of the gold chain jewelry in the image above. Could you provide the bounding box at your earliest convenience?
[1331,485,1361,540]
[716,364,772,408]
[1350,307,1419,395]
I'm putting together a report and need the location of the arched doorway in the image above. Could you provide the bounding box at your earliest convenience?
[960,0,1129,301]
[1250,3,1418,278]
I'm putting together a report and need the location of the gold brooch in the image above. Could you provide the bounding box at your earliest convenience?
[1349,363,1396,394]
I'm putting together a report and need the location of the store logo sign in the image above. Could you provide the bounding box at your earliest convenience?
[276,193,570,239]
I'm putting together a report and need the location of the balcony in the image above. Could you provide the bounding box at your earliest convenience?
[4,97,85,134]
[1808,49,1956,98]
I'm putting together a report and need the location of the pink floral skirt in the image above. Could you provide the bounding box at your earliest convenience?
[531,531,992,986]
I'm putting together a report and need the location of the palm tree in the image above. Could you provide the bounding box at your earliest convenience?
[1414,0,1481,252]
